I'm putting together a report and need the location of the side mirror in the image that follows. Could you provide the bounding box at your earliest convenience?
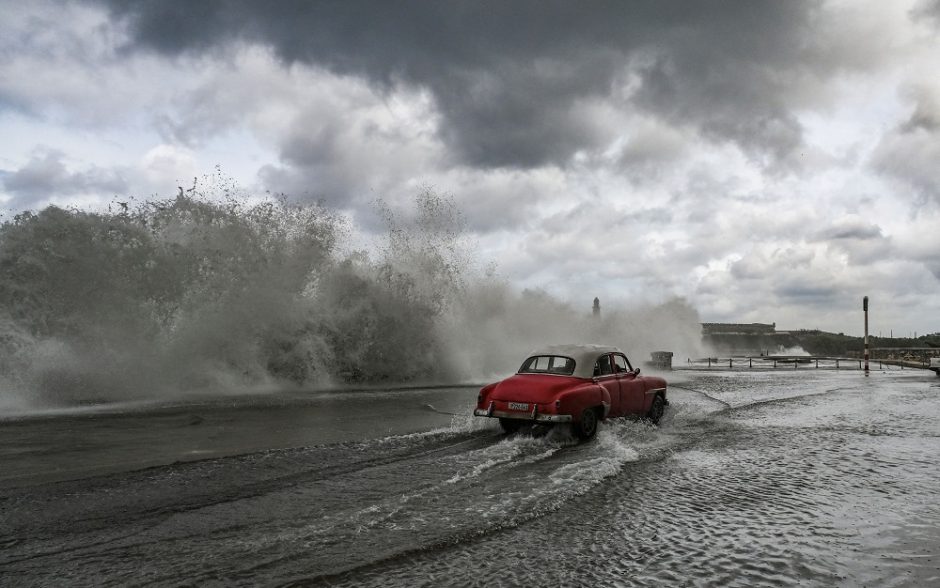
[634,368,641,375]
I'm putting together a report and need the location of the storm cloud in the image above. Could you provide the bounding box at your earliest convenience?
[2,150,128,209]
[101,0,839,170]
[872,85,940,204]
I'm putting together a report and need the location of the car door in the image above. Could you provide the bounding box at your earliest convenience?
[593,353,620,416]
[615,353,646,414]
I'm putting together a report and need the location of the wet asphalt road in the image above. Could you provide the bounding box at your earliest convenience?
[1,369,939,587]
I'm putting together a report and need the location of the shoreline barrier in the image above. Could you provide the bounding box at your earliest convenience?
[681,356,933,371]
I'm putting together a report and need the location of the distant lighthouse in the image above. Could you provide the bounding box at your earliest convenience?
[593,297,600,318]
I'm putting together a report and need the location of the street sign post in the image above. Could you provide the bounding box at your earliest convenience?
[863,296,870,375]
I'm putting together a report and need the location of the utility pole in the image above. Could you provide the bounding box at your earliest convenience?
[863,296,870,376]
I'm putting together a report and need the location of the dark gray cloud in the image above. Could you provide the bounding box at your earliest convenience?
[98,0,834,170]
[911,0,940,23]
[2,150,127,209]
[778,283,841,304]
[871,86,940,204]
[817,220,883,241]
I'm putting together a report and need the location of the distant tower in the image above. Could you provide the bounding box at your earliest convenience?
[593,297,600,318]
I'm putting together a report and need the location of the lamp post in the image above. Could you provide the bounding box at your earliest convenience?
[863,296,869,376]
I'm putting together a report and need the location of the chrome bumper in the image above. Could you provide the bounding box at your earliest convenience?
[473,408,572,423]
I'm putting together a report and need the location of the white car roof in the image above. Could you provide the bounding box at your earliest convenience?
[523,344,625,379]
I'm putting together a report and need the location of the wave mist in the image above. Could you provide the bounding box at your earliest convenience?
[0,184,704,410]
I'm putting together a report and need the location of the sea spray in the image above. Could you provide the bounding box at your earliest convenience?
[438,284,706,380]
[0,183,706,409]
[0,188,341,405]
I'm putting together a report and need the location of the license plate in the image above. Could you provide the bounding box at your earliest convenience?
[508,402,529,411]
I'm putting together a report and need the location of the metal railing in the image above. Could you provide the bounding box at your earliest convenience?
[677,356,930,371]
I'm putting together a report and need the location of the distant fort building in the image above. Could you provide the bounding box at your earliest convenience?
[701,322,779,355]
[701,322,776,336]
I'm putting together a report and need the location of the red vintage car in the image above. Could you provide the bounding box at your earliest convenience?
[474,344,668,438]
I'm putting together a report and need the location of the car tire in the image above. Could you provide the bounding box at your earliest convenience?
[574,408,598,440]
[499,418,522,434]
[647,395,665,425]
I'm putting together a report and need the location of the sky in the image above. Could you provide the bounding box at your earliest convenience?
[1,0,939,338]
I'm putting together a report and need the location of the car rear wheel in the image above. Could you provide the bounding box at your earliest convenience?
[647,395,665,425]
[499,418,523,434]
[574,408,598,439]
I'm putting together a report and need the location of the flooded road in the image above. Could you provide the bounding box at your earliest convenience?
[2,369,939,586]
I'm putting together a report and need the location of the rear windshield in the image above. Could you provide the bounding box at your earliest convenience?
[518,355,576,375]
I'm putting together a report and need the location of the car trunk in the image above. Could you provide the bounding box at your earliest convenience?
[490,374,585,404]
